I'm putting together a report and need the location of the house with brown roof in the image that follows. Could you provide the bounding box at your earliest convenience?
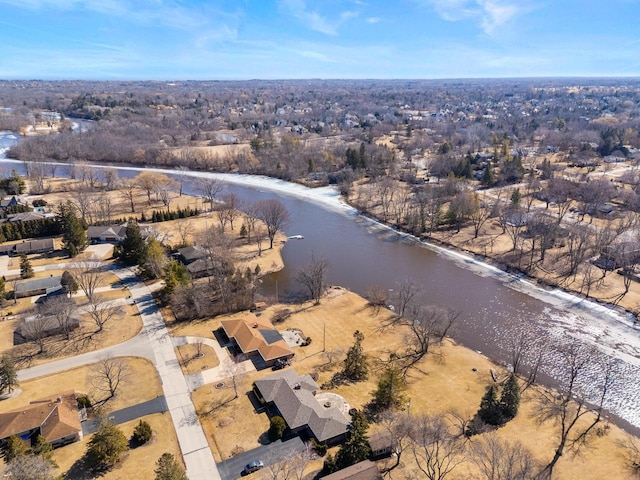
[220,316,294,368]
[321,460,382,480]
[0,391,83,448]
[253,369,351,445]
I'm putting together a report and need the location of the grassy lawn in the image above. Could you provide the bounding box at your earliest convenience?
[193,289,636,480]
[176,343,220,374]
[0,358,177,479]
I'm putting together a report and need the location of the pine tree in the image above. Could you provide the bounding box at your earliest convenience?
[58,201,87,257]
[32,434,55,465]
[61,270,79,296]
[334,410,371,470]
[1,435,28,462]
[19,255,34,279]
[499,373,521,421]
[478,384,502,426]
[155,453,187,480]
[131,420,153,446]
[119,220,146,265]
[371,363,408,412]
[343,331,368,382]
[0,354,18,395]
[85,420,129,471]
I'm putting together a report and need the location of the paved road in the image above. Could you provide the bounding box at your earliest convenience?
[115,269,221,480]
[82,395,168,435]
[216,437,305,480]
[17,266,221,480]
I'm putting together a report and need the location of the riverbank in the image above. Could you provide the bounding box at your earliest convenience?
[4,159,640,431]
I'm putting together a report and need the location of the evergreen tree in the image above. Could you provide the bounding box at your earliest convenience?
[478,384,502,426]
[0,354,18,395]
[119,220,146,265]
[58,201,87,257]
[334,410,371,470]
[85,420,129,471]
[0,276,6,302]
[342,330,368,382]
[499,373,521,421]
[162,260,190,299]
[155,453,187,480]
[481,162,495,187]
[268,415,286,441]
[19,255,34,279]
[371,363,408,412]
[32,434,55,465]
[60,270,79,296]
[1,435,28,462]
[131,420,153,446]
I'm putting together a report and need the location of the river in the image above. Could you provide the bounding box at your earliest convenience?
[1,131,640,434]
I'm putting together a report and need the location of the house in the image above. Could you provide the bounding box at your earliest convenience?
[13,238,55,255]
[0,196,19,209]
[176,245,208,264]
[17,311,81,342]
[321,460,382,480]
[253,369,351,445]
[368,431,394,459]
[221,317,294,368]
[7,211,47,223]
[0,391,83,448]
[14,275,62,298]
[87,225,127,243]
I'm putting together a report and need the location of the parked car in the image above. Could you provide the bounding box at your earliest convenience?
[243,460,264,475]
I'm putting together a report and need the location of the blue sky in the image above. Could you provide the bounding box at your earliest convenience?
[1,0,639,80]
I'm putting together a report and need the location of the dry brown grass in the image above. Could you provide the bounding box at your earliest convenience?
[52,413,182,480]
[194,290,637,480]
[175,343,220,374]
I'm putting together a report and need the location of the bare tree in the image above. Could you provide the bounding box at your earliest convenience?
[220,193,242,230]
[155,174,179,208]
[175,219,195,247]
[295,255,329,305]
[86,295,125,333]
[121,178,138,213]
[256,199,290,249]
[378,410,412,474]
[90,355,130,403]
[71,260,104,301]
[471,433,540,480]
[5,454,56,480]
[393,278,421,318]
[397,305,458,374]
[198,177,224,212]
[410,414,465,480]
[38,295,77,341]
[19,315,50,354]
[507,327,544,392]
[535,340,619,479]
[70,185,96,224]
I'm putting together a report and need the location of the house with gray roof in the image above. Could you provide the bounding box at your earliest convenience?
[253,369,351,445]
[14,275,62,298]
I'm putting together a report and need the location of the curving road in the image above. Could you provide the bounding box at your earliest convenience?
[15,265,221,480]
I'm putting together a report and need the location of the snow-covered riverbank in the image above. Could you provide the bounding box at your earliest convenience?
[3,158,640,430]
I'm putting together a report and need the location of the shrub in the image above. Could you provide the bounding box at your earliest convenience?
[268,415,286,441]
[301,337,312,347]
[131,420,153,446]
[77,396,92,409]
[271,308,291,324]
[312,438,327,456]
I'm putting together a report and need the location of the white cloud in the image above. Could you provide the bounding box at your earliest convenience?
[423,0,521,36]
[279,0,358,35]
[366,17,381,24]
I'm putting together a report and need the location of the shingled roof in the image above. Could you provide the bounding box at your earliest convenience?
[220,316,293,363]
[254,370,350,443]
[0,391,81,445]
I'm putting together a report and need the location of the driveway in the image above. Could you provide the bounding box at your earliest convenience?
[216,437,305,480]
[82,395,168,435]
